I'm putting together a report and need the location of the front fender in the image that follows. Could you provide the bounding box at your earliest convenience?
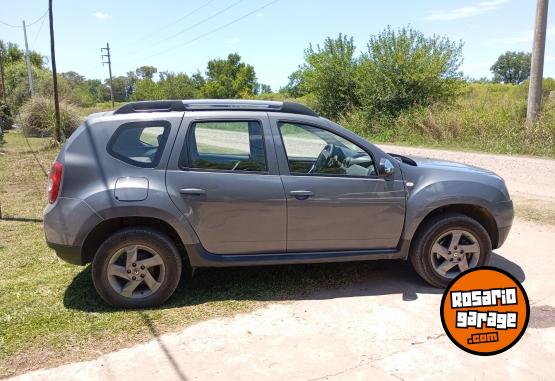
[403,179,508,241]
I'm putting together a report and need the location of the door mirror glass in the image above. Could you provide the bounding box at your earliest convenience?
[378,158,395,177]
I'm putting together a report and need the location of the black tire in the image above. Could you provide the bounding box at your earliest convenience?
[409,213,492,288]
[92,227,182,308]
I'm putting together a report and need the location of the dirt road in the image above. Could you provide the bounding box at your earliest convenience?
[10,145,555,381]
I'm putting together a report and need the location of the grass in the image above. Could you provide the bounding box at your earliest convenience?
[0,130,386,377]
[339,82,555,158]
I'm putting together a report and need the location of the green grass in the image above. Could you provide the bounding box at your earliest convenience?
[0,130,385,377]
[339,83,555,158]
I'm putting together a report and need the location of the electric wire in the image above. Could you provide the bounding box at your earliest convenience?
[140,0,279,61]
[0,9,48,28]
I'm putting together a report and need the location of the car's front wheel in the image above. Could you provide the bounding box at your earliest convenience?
[92,228,182,308]
[410,213,492,288]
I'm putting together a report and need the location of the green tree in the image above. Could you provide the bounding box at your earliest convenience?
[280,69,305,97]
[203,53,257,98]
[490,51,531,85]
[158,72,199,99]
[295,34,359,119]
[357,26,464,116]
[255,83,272,95]
[135,65,158,80]
[107,76,130,102]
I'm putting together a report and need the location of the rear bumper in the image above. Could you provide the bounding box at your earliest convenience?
[47,242,83,265]
[43,197,102,265]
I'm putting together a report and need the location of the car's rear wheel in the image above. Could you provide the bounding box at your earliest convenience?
[410,213,491,288]
[92,228,182,308]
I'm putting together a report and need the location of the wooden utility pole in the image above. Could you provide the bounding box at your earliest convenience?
[22,20,35,96]
[101,43,114,107]
[526,0,549,124]
[0,45,6,105]
[49,0,61,142]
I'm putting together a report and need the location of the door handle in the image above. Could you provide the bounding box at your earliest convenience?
[179,188,207,196]
[289,190,314,200]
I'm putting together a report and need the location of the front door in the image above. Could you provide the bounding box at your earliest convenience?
[166,114,286,254]
[274,121,406,252]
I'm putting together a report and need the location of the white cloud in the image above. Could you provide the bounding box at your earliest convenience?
[225,37,240,45]
[488,26,555,44]
[425,0,509,21]
[93,12,112,20]
[257,13,264,17]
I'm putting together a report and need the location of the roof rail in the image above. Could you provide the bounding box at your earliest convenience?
[113,99,318,117]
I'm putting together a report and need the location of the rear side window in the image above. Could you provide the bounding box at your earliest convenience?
[108,121,170,168]
[183,120,267,172]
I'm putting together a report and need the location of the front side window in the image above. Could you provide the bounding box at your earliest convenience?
[185,120,267,172]
[279,122,376,177]
[108,122,169,167]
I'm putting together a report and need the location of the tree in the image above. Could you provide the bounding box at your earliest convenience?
[280,69,305,97]
[107,76,129,102]
[357,26,464,116]
[135,65,158,80]
[255,83,272,95]
[490,51,532,85]
[203,53,257,98]
[295,34,359,119]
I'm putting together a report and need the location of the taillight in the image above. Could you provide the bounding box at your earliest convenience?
[48,161,63,204]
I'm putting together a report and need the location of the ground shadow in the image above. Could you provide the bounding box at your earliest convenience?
[63,251,524,313]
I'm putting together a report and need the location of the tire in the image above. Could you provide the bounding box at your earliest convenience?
[409,213,492,288]
[92,227,182,308]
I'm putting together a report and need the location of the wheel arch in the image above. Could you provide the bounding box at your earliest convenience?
[81,216,193,265]
[406,203,499,258]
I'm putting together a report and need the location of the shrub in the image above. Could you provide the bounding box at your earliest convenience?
[297,34,360,119]
[0,102,14,130]
[19,96,82,139]
[357,26,465,117]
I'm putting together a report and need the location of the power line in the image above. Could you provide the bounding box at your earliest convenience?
[142,0,279,60]
[122,0,217,53]
[134,0,244,56]
[32,11,48,46]
[0,9,48,28]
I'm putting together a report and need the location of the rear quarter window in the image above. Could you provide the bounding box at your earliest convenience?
[108,121,170,167]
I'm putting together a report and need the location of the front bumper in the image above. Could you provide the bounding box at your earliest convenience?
[494,200,514,248]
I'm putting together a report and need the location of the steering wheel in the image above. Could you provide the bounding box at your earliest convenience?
[308,144,335,174]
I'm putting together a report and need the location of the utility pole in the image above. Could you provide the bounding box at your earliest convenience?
[22,20,35,96]
[101,43,114,107]
[526,0,549,124]
[49,0,61,142]
[0,45,6,105]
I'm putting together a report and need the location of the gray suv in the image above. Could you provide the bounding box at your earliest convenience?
[44,100,514,308]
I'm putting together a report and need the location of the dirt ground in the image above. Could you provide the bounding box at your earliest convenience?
[9,145,555,381]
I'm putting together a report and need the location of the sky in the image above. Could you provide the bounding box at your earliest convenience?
[0,0,553,90]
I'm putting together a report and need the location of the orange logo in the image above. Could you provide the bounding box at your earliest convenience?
[440,267,529,355]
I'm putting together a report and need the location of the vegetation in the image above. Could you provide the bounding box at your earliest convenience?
[491,51,532,84]
[0,25,554,151]
[19,96,81,138]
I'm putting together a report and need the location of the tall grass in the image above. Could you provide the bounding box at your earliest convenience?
[340,82,555,157]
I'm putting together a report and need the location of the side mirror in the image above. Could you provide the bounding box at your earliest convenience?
[378,158,395,177]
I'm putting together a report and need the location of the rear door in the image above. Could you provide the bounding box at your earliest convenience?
[270,116,406,252]
[166,112,286,255]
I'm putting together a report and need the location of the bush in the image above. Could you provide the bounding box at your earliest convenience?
[357,26,465,117]
[19,96,82,139]
[0,102,14,130]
